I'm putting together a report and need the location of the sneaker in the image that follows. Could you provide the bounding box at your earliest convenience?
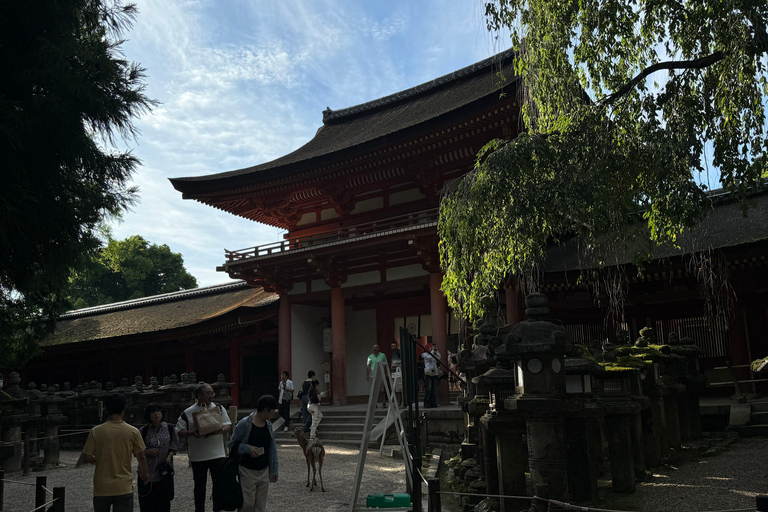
[283,426,288,432]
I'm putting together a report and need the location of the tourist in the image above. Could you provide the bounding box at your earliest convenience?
[176,383,232,512]
[138,403,179,512]
[390,340,403,405]
[299,370,316,432]
[423,343,442,408]
[277,371,294,432]
[366,344,388,381]
[449,354,460,392]
[230,395,279,512]
[306,374,328,440]
[79,394,149,512]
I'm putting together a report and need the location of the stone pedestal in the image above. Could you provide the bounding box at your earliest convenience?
[565,408,601,503]
[526,413,568,501]
[663,385,683,449]
[604,403,636,493]
[483,413,527,512]
[1,418,23,471]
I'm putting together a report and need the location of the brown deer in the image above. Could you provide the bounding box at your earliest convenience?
[292,427,325,492]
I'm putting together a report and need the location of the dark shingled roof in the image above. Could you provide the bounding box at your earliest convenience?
[45,281,278,347]
[544,187,768,273]
[170,48,518,194]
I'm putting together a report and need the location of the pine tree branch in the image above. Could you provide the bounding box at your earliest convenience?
[601,51,724,106]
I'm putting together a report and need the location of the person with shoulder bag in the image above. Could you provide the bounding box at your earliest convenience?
[176,383,232,512]
[228,395,280,512]
[138,403,178,512]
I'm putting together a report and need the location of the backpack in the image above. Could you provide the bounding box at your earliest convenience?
[212,442,244,511]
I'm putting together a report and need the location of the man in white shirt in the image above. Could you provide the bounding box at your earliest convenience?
[423,344,442,408]
[176,383,232,512]
[278,371,294,432]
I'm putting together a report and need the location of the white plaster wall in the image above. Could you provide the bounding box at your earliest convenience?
[310,279,331,292]
[345,308,378,397]
[297,212,316,226]
[389,188,426,206]
[291,304,331,387]
[320,208,339,221]
[350,197,384,215]
[387,264,429,281]
[288,282,307,295]
[343,271,381,288]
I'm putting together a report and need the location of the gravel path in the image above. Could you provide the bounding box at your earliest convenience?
[1,444,407,512]
[632,437,768,512]
[4,437,768,511]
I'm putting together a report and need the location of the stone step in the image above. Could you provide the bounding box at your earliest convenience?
[750,402,768,413]
[751,411,768,425]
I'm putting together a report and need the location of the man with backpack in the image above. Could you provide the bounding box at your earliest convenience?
[176,383,232,512]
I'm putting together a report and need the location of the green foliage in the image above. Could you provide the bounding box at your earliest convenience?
[67,236,198,309]
[440,0,768,322]
[0,0,155,371]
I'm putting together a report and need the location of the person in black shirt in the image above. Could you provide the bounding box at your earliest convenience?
[305,375,328,440]
[300,371,316,433]
[230,395,279,512]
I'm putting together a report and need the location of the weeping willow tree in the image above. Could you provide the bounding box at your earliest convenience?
[439,0,768,324]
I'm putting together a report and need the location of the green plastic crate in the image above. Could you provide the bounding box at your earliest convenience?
[365,493,411,508]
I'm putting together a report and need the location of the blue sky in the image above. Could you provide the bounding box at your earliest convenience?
[111,0,506,287]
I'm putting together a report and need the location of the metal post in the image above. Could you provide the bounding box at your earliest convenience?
[413,455,422,512]
[23,432,30,476]
[533,483,548,512]
[428,477,441,512]
[0,469,5,511]
[52,486,65,512]
[757,495,768,512]
[35,475,47,509]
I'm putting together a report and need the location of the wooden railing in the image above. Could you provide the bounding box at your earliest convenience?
[224,208,439,262]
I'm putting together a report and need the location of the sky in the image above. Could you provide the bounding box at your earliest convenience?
[111,0,507,287]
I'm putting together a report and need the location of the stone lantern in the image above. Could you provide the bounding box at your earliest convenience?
[502,293,576,502]
[476,346,527,511]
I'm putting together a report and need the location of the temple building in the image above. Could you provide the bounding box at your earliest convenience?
[26,282,279,407]
[170,50,523,404]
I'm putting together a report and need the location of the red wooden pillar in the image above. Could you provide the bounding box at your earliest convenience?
[185,350,195,374]
[144,357,153,385]
[430,273,449,405]
[331,287,347,405]
[230,339,241,407]
[279,294,292,379]
[506,282,524,326]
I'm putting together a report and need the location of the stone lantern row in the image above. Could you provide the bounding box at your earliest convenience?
[455,294,705,511]
[0,371,233,473]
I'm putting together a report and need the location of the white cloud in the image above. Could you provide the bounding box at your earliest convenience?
[112,0,496,287]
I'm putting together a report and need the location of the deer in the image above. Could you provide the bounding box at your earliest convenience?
[292,427,326,492]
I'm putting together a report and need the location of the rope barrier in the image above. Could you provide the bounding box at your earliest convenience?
[437,490,756,512]
[28,430,91,442]
[1,479,37,487]
[42,484,54,495]
[0,429,91,447]
[540,497,637,512]
[26,497,57,512]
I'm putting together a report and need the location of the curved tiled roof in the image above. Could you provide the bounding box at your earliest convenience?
[45,281,278,346]
[543,187,768,274]
[170,48,518,194]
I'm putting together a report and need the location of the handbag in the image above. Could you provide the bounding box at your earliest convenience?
[193,405,223,435]
[212,442,244,511]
